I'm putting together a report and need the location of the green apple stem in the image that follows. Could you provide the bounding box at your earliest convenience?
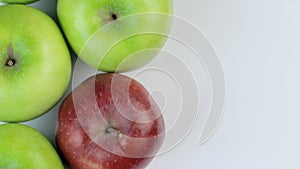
[111,13,117,20]
[106,127,123,138]
[98,9,119,24]
[6,59,15,67]
[7,44,14,57]
[5,44,16,67]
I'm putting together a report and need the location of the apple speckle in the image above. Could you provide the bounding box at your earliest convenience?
[120,138,128,147]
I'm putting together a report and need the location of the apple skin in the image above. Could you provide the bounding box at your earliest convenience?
[0,123,64,169]
[57,0,173,72]
[0,5,71,122]
[56,73,165,169]
[0,0,38,4]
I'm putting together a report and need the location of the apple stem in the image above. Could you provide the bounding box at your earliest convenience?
[111,13,118,20]
[6,60,15,67]
[8,44,14,58]
[106,127,123,138]
[5,44,16,67]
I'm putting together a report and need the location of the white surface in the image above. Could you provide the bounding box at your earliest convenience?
[1,0,300,169]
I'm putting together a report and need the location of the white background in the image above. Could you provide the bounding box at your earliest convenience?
[1,0,300,169]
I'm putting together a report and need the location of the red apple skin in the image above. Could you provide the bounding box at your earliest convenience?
[56,73,165,169]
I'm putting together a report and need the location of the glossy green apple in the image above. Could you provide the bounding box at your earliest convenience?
[0,5,71,122]
[57,0,173,72]
[0,0,38,4]
[0,123,64,169]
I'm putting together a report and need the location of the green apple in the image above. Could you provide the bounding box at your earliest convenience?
[0,0,38,4]
[0,5,71,122]
[0,123,64,169]
[57,0,173,72]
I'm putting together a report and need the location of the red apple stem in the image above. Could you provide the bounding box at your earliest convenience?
[106,127,123,138]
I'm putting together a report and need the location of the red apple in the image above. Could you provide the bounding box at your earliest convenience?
[56,73,165,169]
